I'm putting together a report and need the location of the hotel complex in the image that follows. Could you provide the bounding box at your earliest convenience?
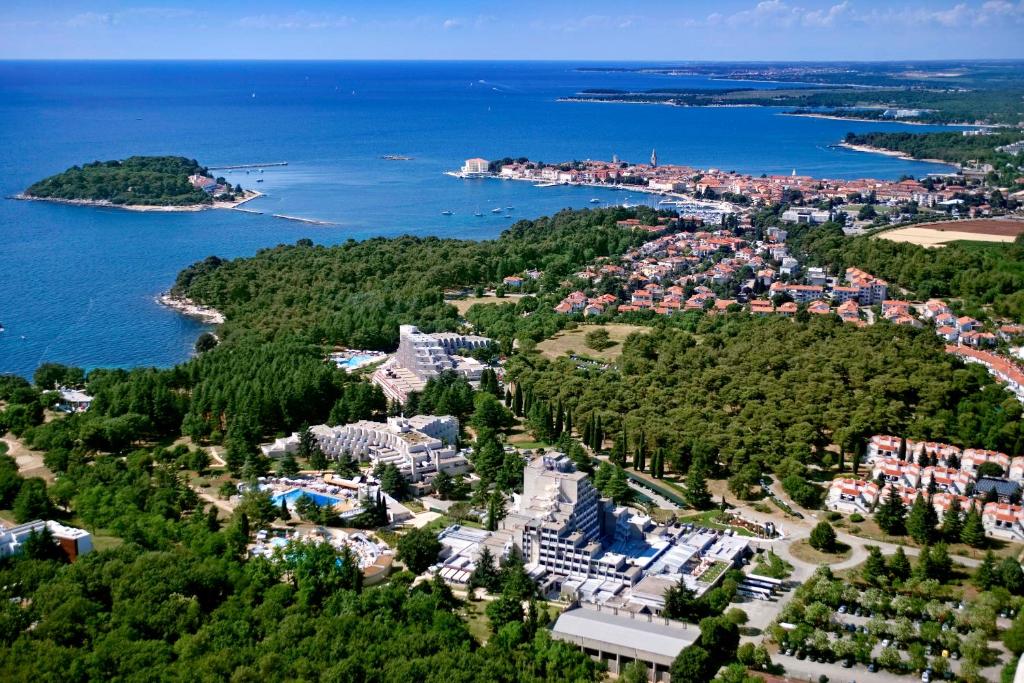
[436,454,753,608]
[372,324,492,403]
[263,414,468,488]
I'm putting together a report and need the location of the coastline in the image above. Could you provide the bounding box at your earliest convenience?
[557,97,759,108]
[465,173,735,212]
[13,190,264,213]
[781,112,980,128]
[157,293,225,325]
[836,142,954,167]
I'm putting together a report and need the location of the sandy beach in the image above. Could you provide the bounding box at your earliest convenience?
[13,190,264,212]
[836,142,952,166]
[157,293,226,324]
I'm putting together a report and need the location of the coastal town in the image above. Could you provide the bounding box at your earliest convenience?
[4,14,1024,681]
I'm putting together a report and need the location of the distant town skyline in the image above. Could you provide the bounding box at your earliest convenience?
[2,0,1023,60]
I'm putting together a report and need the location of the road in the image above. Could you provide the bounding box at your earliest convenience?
[627,479,677,510]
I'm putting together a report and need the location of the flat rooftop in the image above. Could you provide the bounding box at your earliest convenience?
[551,606,698,660]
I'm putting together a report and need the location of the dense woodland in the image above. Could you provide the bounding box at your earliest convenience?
[790,223,1024,321]
[572,87,1024,125]
[844,131,1024,167]
[506,315,1024,483]
[25,156,215,206]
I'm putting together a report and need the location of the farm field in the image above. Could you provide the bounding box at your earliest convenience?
[878,218,1024,247]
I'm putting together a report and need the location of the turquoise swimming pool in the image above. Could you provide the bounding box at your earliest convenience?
[272,488,342,508]
[337,354,379,370]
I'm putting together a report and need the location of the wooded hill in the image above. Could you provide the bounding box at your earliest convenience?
[25,156,215,206]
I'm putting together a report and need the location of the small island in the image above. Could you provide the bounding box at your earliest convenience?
[19,155,262,211]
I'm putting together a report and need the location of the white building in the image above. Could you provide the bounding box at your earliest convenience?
[373,325,492,403]
[311,415,467,484]
[460,158,490,176]
[56,388,93,413]
[0,520,93,561]
[781,208,830,225]
[826,478,881,514]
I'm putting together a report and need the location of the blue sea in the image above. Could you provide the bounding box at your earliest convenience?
[0,61,957,378]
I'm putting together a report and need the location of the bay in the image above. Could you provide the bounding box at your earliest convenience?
[0,61,956,377]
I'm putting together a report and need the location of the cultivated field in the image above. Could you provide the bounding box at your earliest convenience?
[878,218,1024,247]
[536,323,647,361]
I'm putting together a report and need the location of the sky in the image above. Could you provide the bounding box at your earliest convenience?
[1,1,1023,61]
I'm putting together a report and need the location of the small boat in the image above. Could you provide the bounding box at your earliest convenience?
[256,178,264,183]
[589,198,601,203]
[441,210,453,216]
[491,208,503,213]
[0,322,4,332]
[505,206,513,210]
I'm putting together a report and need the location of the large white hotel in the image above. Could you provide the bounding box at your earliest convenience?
[372,325,492,403]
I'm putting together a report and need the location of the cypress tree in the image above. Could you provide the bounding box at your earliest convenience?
[564,410,573,439]
[960,506,985,548]
[974,551,997,590]
[863,546,887,585]
[907,492,937,544]
[941,496,963,541]
[888,546,911,581]
[875,487,907,535]
[686,458,712,510]
[553,401,563,438]
[898,436,907,461]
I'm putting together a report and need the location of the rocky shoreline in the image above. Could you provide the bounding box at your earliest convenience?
[157,293,225,325]
[13,190,263,212]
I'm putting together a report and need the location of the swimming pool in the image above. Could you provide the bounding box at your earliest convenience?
[335,353,380,370]
[271,488,343,508]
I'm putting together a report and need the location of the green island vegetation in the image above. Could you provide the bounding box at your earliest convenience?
[789,222,1024,321]
[844,131,1024,166]
[24,156,229,206]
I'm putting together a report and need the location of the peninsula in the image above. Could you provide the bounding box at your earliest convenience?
[19,155,261,211]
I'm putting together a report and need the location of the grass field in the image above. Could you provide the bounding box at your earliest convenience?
[789,538,853,564]
[536,323,648,361]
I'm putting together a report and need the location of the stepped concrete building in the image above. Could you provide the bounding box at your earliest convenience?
[311,415,467,485]
[373,325,492,403]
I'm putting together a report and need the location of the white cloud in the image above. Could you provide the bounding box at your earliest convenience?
[802,2,850,28]
[442,18,462,30]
